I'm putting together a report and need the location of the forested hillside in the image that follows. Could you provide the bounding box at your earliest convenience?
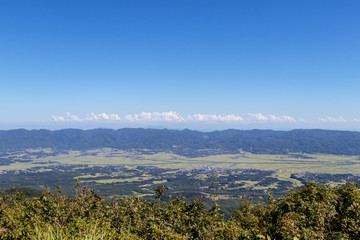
[1,128,360,156]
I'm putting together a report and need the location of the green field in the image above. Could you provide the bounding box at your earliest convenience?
[2,148,359,174]
[1,148,360,212]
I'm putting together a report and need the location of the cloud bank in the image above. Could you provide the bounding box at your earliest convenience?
[52,111,298,124]
[52,112,360,127]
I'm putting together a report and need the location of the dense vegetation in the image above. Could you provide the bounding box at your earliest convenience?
[1,128,360,156]
[5,159,360,215]
[1,182,360,239]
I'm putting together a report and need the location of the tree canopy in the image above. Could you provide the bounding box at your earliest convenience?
[1,182,360,239]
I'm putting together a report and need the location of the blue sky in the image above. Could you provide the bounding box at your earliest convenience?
[1,0,360,130]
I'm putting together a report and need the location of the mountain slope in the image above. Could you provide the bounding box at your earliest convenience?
[0,128,360,156]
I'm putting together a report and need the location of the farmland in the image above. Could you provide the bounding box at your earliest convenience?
[2,148,360,173]
[1,147,360,216]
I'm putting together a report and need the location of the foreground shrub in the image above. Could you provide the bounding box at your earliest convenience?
[1,182,360,239]
[231,182,360,239]
[0,183,233,239]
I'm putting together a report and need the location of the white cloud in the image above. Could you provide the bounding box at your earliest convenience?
[125,111,184,122]
[124,114,139,122]
[269,114,296,122]
[85,113,121,121]
[248,113,268,121]
[125,112,243,122]
[248,113,296,122]
[52,111,299,124]
[187,114,244,122]
[109,114,121,120]
[51,112,81,122]
[52,112,120,122]
[65,112,81,121]
[151,111,184,121]
[353,118,360,123]
[51,115,65,121]
[318,116,347,123]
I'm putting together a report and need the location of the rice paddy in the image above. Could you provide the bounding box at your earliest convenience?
[1,148,359,174]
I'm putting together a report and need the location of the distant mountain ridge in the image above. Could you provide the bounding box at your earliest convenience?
[1,128,360,156]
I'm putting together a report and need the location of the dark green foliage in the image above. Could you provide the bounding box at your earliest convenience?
[0,182,233,239]
[231,182,360,239]
[154,185,168,200]
[1,182,360,239]
[0,187,42,198]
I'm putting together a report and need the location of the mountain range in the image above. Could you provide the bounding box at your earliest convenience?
[1,128,360,156]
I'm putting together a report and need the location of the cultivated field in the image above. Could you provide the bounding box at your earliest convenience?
[1,148,359,174]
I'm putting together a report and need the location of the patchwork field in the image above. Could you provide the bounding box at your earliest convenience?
[2,148,360,174]
[1,147,360,216]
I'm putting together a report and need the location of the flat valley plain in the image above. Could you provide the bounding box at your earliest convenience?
[3,148,360,174]
[1,148,360,215]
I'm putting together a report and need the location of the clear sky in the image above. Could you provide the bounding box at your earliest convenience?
[1,0,360,130]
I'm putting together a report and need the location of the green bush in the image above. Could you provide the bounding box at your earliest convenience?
[1,182,360,239]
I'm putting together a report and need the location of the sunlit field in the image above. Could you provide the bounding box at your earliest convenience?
[1,148,359,174]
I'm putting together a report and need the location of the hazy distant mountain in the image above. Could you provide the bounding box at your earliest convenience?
[0,128,360,157]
